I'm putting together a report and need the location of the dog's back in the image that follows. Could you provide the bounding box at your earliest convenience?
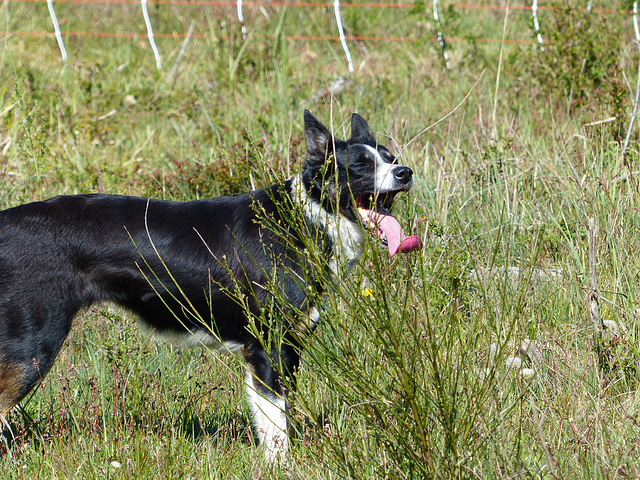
[0,187,307,421]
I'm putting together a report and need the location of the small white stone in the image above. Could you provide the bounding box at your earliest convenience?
[124,94,138,106]
[518,339,543,364]
[488,343,498,365]
[520,368,536,380]
[602,319,619,335]
[505,356,522,370]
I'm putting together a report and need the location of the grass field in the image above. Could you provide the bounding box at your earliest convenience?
[1,1,640,478]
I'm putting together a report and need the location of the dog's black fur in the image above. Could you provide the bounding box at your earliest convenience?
[0,110,414,459]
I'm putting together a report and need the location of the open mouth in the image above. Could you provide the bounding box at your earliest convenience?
[355,191,399,213]
[355,191,422,257]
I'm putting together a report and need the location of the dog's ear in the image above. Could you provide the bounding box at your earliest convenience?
[304,110,331,160]
[350,113,376,144]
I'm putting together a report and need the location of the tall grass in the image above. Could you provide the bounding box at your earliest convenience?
[1,1,640,478]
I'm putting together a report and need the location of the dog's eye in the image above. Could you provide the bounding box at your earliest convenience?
[377,149,396,164]
[383,152,397,164]
[350,157,370,168]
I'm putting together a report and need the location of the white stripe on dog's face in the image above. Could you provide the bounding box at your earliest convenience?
[364,144,397,195]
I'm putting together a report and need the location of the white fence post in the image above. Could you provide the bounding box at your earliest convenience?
[334,0,354,73]
[141,0,162,69]
[46,0,67,61]
[237,0,248,38]
[532,0,544,52]
[634,1,640,40]
[433,0,450,69]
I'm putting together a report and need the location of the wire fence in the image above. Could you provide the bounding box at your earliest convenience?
[0,0,636,71]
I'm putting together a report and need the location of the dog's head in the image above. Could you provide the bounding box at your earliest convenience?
[300,110,422,256]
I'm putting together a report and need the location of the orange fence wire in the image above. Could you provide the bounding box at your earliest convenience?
[0,0,631,13]
[3,30,538,43]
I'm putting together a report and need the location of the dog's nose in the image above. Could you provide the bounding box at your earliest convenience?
[394,166,413,184]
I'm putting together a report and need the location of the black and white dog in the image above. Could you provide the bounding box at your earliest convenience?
[0,111,421,460]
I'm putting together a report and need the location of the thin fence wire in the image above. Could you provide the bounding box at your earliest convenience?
[1,30,540,43]
[0,0,632,13]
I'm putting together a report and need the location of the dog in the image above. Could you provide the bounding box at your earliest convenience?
[0,110,421,460]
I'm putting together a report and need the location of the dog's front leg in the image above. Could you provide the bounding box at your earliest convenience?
[243,345,298,462]
[244,369,289,462]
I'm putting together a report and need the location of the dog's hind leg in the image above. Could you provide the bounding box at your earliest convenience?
[243,344,299,462]
[0,304,76,429]
[0,363,28,434]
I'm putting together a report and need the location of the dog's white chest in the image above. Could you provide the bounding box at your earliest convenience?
[291,175,365,276]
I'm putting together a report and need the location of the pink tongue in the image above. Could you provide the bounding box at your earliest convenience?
[360,209,423,257]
